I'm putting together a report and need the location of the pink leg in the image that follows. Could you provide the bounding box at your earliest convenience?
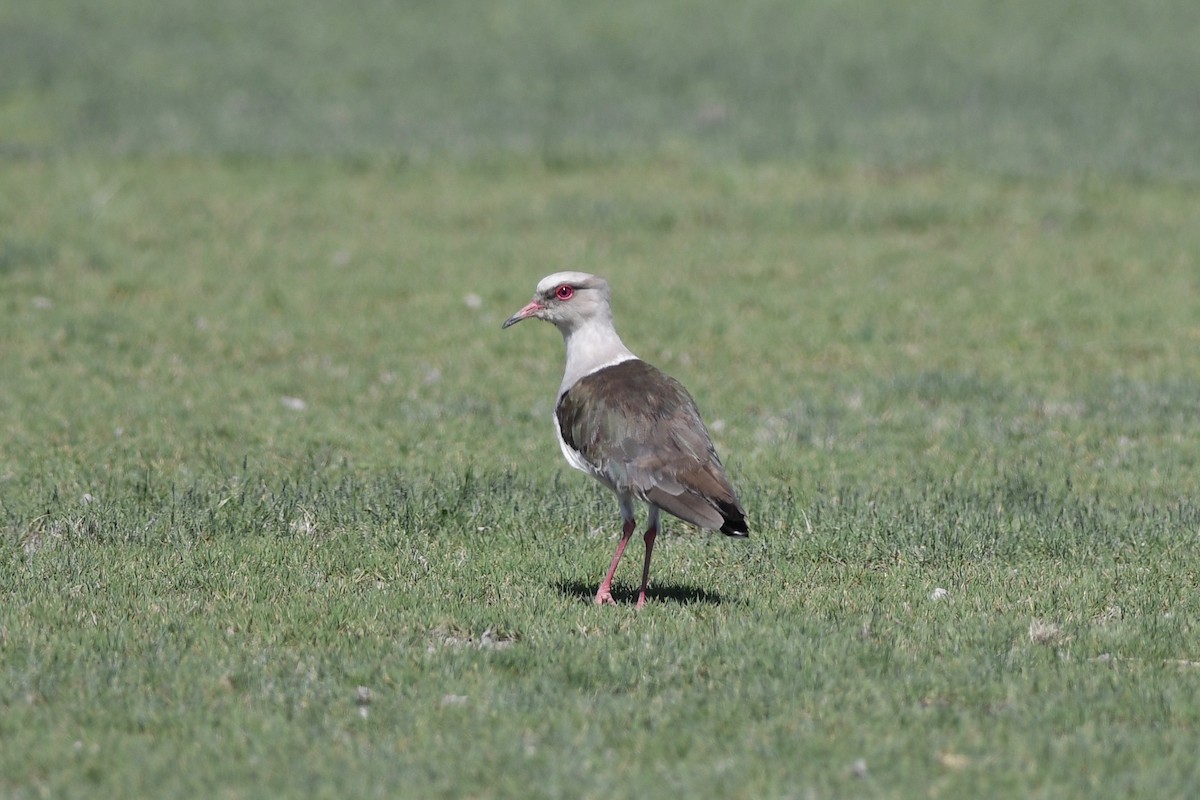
[595,519,636,606]
[635,525,658,609]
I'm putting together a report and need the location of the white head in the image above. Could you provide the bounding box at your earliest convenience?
[502,272,615,334]
[503,272,637,392]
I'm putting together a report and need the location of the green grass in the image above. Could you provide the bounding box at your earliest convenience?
[5,1,1200,797]
[3,0,1200,178]
[3,159,1200,798]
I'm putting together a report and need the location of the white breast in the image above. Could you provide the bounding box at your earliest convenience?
[552,407,615,490]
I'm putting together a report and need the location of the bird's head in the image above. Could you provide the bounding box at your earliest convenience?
[502,272,613,334]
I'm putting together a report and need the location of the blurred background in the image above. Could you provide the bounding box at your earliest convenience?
[4,0,1199,177]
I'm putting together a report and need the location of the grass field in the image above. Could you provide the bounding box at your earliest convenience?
[5,0,1200,177]
[4,2,1200,798]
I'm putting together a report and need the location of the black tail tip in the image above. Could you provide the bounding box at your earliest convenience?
[717,501,748,537]
[715,501,744,537]
[720,519,749,537]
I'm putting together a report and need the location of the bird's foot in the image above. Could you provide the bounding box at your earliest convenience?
[636,592,649,610]
[594,588,616,606]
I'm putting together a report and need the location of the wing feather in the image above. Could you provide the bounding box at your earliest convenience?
[556,360,748,535]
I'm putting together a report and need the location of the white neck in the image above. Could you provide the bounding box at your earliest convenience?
[557,317,638,395]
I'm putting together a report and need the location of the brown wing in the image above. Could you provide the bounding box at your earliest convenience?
[556,360,748,536]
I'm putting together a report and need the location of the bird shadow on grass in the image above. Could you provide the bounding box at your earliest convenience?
[554,580,724,606]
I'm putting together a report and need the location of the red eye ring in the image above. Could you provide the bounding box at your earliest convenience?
[555,284,574,300]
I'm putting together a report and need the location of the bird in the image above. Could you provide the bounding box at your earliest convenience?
[503,271,748,608]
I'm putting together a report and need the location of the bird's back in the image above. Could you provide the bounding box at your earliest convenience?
[555,359,748,536]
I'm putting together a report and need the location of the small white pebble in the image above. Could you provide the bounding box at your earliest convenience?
[81,493,95,504]
[851,758,869,779]
[441,694,468,706]
[355,686,372,706]
[281,396,307,411]
[930,587,949,601]
[463,293,483,310]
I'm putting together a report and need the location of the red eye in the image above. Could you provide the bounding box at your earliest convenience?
[555,284,574,300]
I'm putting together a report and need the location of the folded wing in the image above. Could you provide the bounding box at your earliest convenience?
[556,360,748,536]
